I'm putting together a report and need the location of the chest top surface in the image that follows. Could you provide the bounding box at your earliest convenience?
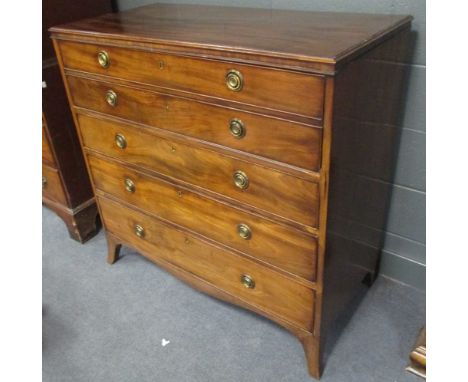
[50,3,411,73]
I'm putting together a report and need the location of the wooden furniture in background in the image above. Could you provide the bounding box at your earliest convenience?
[407,327,426,378]
[42,0,113,242]
[50,4,412,377]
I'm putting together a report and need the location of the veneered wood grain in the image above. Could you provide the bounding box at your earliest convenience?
[66,75,323,170]
[78,114,320,227]
[99,195,316,330]
[59,41,324,118]
[42,164,67,205]
[50,4,411,70]
[88,154,318,281]
[105,230,316,341]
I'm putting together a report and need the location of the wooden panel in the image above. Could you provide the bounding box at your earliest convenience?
[41,0,106,243]
[67,76,322,170]
[42,61,95,209]
[320,31,413,379]
[78,114,320,227]
[98,195,316,330]
[42,124,55,166]
[42,164,67,205]
[88,154,318,281]
[50,4,411,71]
[59,41,324,118]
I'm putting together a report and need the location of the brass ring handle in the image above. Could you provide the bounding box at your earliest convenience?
[106,90,117,107]
[226,69,243,92]
[240,274,255,289]
[229,119,246,139]
[134,224,145,238]
[97,50,110,68]
[237,223,252,240]
[42,176,47,189]
[115,133,127,149]
[233,170,249,190]
[124,178,135,193]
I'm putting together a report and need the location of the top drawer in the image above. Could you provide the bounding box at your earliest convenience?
[57,41,325,119]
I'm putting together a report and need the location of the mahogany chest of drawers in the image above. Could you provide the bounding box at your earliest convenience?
[50,4,412,378]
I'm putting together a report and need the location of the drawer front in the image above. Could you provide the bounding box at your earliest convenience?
[98,195,315,330]
[42,126,55,166]
[42,164,67,205]
[79,114,319,227]
[88,155,318,280]
[67,76,322,171]
[59,41,324,118]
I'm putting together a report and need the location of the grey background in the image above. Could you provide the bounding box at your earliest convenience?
[115,0,426,289]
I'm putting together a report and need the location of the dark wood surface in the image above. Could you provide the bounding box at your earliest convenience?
[43,0,114,60]
[59,40,325,118]
[42,0,113,242]
[76,96,322,171]
[42,62,99,242]
[77,112,320,227]
[42,63,93,208]
[42,122,55,166]
[319,27,413,372]
[50,3,411,73]
[66,75,323,170]
[98,195,316,330]
[88,154,318,282]
[42,163,67,205]
[51,5,412,378]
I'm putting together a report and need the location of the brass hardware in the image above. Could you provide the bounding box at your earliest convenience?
[229,118,246,139]
[97,51,110,68]
[42,176,47,189]
[237,223,252,240]
[177,190,183,197]
[240,274,255,289]
[115,134,127,149]
[171,146,176,153]
[159,61,165,69]
[233,170,249,190]
[134,224,145,238]
[124,178,135,193]
[106,90,117,107]
[184,238,190,245]
[226,69,243,91]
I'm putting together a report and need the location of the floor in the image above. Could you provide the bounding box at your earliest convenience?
[43,207,425,382]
